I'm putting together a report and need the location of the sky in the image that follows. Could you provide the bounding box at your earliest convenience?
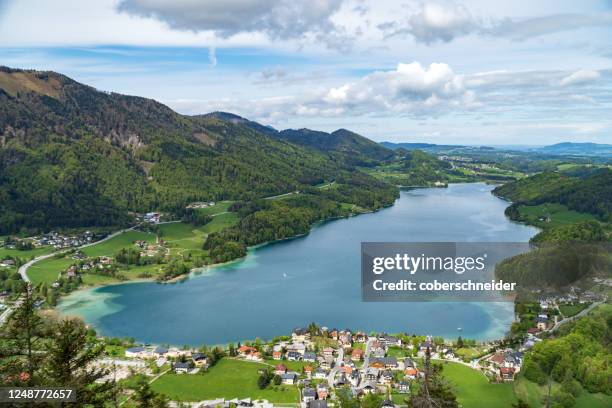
[0,0,611,145]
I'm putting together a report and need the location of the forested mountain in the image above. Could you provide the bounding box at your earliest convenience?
[0,66,397,234]
[273,127,395,166]
[493,169,612,222]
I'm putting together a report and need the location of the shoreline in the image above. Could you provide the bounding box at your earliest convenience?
[56,183,533,347]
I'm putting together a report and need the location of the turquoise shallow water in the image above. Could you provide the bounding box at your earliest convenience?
[58,183,538,345]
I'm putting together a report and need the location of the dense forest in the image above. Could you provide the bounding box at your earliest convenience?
[522,305,611,398]
[494,169,612,222]
[0,66,399,234]
[493,169,611,290]
[204,174,398,263]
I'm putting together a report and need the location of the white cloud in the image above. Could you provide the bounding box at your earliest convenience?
[404,1,476,44]
[380,1,612,44]
[117,0,351,50]
[559,69,600,86]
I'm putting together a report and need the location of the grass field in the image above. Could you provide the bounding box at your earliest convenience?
[151,359,299,403]
[0,245,54,260]
[159,223,205,251]
[28,256,73,285]
[442,361,517,408]
[558,303,589,318]
[82,230,156,258]
[194,201,234,216]
[201,212,239,233]
[517,203,596,227]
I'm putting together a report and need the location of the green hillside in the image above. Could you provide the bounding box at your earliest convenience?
[0,66,397,234]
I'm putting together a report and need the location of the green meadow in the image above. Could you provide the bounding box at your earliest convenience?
[517,203,596,227]
[151,359,299,403]
[442,362,516,408]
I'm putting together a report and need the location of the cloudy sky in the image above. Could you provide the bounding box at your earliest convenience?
[1,0,611,145]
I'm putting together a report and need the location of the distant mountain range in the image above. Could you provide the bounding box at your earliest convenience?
[533,142,612,157]
[381,141,612,158]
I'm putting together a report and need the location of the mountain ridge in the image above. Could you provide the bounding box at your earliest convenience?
[0,66,397,234]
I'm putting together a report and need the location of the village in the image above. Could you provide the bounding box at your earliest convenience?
[96,290,604,408]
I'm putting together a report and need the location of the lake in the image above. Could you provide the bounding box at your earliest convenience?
[58,183,538,345]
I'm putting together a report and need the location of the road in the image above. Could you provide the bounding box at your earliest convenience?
[17,226,138,284]
[327,346,345,387]
[547,300,605,332]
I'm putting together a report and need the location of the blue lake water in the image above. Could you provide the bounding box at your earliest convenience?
[58,183,538,345]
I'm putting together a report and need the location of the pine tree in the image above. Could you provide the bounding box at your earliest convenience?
[0,284,44,385]
[406,347,459,408]
[42,318,114,406]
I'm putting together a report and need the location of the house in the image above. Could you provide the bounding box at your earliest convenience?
[354,332,367,343]
[527,327,539,335]
[272,350,282,360]
[173,361,192,374]
[125,347,145,358]
[302,388,317,403]
[314,368,327,379]
[335,374,348,387]
[318,357,331,370]
[379,335,401,347]
[281,372,297,385]
[504,351,523,370]
[287,351,301,361]
[192,352,208,368]
[316,384,329,400]
[351,348,364,361]
[380,370,394,384]
[1,259,16,267]
[418,336,434,353]
[404,358,416,369]
[303,352,317,362]
[370,357,398,370]
[500,367,516,381]
[370,340,386,357]
[536,317,549,331]
[304,365,314,379]
[154,346,168,357]
[275,364,288,375]
[237,346,258,357]
[308,401,328,408]
[361,382,377,394]
[246,351,262,361]
[364,368,379,381]
[287,343,306,355]
[397,381,410,393]
[322,347,334,358]
[338,333,352,346]
[488,353,505,368]
[404,367,418,379]
[292,328,310,342]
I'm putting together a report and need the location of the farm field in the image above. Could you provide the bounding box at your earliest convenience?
[151,359,299,403]
[81,230,156,258]
[194,201,234,216]
[517,203,596,227]
[27,256,73,285]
